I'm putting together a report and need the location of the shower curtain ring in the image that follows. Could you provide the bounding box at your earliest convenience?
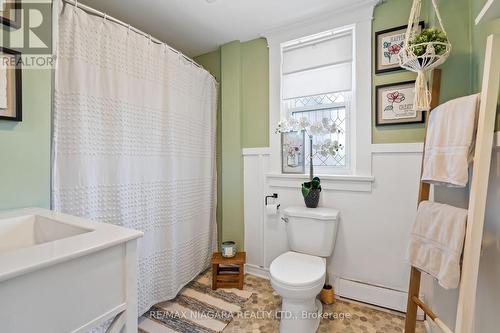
[127,24,131,34]
[74,0,78,11]
[103,13,108,22]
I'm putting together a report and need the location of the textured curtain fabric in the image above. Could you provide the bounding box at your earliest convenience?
[53,2,217,316]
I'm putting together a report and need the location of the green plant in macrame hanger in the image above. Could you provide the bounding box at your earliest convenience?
[398,0,451,111]
[407,28,449,57]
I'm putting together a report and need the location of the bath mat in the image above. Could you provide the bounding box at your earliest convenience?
[138,271,253,333]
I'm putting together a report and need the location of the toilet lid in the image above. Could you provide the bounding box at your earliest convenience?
[270,251,326,287]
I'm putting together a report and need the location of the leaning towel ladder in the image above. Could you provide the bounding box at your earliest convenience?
[404,33,500,333]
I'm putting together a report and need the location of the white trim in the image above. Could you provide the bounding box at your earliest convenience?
[333,277,425,320]
[244,264,270,280]
[242,147,272,156]
[266,173,374,182]
[266,173,373,192]
[371,143,424,154]
[494,131,500,148]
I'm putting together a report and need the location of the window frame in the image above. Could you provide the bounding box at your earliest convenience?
[265,4,374,179]
[280,27,355,175]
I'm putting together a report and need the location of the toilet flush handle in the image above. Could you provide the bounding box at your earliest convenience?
[281,217,289,223]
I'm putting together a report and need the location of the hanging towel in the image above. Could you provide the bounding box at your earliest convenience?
[421,94,480,187]
[407,201,468,289]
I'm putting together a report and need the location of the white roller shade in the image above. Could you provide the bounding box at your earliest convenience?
[282,33,353,74]
[282,30,353,100]
[283,62,352,100]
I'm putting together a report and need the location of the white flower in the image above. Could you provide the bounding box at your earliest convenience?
[298,117,310,130]
[313,139,342,157]
[309,123,323,136]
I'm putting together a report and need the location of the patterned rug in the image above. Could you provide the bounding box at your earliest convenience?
[139,271,253,333]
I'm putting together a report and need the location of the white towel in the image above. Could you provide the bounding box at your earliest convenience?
[421,94,480,187]
[407,201,468,289]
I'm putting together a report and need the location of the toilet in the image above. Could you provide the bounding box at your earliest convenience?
[270,206,339,333]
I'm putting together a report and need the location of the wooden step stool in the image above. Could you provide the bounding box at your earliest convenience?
[211,252,246,290]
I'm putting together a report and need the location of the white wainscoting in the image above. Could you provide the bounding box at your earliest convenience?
[243,143,424,313]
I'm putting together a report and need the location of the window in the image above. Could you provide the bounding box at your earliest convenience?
[281,29,353,173]
[286,92,349,168]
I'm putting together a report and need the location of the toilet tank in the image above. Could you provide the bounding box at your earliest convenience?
[283,206,340,257]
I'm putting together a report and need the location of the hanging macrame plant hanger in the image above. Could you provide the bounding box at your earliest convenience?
[398,0,451,111]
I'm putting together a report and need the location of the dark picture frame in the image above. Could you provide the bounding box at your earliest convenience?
[375,21,425,74]
[0,47,22,122]
[375,81,424,126]
[281,131,305,174]
[0,0,21,29]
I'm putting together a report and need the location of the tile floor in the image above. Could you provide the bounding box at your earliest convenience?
[223,274,426,333]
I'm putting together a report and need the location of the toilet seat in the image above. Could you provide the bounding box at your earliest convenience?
[270,251,326,287]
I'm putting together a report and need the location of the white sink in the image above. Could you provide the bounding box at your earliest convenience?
[0,214,92,253]
[0,208,143,333]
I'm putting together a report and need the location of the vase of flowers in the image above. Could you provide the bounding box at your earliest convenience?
[276,117,343,208]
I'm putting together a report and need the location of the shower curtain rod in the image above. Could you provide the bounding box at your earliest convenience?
[62,0,204,70]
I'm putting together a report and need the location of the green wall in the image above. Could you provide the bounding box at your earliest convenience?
[0,69,52,210]
[220,41,244,249]
[372,0,475,143]
[195,38,269,249]
[372,0,427,144]
[241,39,269,148]
[0,0,52,211]
[195,49,223,245]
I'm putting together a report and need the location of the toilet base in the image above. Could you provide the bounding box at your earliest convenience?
[278,298,323,333]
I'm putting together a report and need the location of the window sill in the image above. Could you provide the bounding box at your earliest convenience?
[266,173,374,192]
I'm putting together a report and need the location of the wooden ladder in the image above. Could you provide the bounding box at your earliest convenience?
[404,34,500,333]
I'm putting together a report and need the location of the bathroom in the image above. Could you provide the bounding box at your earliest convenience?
[0,0,499,332]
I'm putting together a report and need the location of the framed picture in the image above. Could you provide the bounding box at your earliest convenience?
[375,21,425,74]
[375,81,424,126]
[281,131,305,174]
[0,0,21,28]
[0,47,22,122]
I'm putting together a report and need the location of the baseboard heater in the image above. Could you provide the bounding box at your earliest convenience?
[334,277,425,320]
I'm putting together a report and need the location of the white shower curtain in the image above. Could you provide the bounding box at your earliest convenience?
[52,2,217,315]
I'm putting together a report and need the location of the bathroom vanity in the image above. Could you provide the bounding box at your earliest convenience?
[0,208,143,333]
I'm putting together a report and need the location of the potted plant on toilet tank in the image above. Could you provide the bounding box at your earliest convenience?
[276,117,343,208]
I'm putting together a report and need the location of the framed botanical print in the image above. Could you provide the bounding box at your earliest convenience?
[281,131,305,174]
[375,81,424,126]
[0,47,22,122]
[0,0,21,28]
[375,21,425,74]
